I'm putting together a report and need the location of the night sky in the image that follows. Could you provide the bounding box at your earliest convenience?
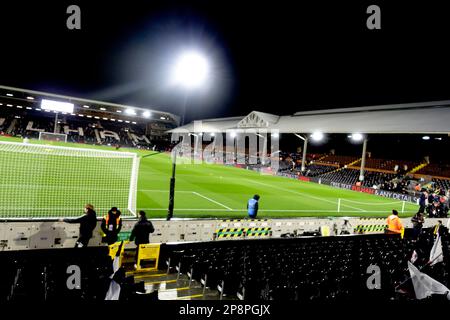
[1,1,450,122]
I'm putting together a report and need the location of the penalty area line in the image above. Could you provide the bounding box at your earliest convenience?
[192,192,233,211]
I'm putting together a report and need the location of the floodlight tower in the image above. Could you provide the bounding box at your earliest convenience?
[359,138,368,181]
[295,132,323,172]
[167,50,210,221]
[349,133,367,181]
[294,134,308,172]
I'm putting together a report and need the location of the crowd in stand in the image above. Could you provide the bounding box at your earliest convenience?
[0,108,173,150]
[276,151,450,197]
[417,188,449,218]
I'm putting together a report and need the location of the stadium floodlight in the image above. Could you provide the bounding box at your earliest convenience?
[100,107,106,111]
[41,99,74,113]
[26,96,34,100]
[6,93,13,97]
[143,111,151,118]
[83,105,90,108]
[172,51,210,89]
[125,108,136,115]
[310,131,324,142]
[422,136,430,140]
[41,99,74,133]
[350,133,364,142]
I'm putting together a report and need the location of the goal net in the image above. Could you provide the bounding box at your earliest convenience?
[337,198,417,214]
[0,141,140,219]
[39,132,68,143]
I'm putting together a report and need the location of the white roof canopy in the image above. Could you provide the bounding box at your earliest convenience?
[170,101,450,134]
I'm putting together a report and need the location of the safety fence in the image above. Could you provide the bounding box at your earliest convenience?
[0,217,447,251]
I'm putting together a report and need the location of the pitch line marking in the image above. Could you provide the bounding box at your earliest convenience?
[247,179,366,212]
[192,192,233,211]
[140,189,233,210]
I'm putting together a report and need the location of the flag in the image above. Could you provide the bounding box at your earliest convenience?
[105,278,121,300]
[429,234,443,266]
[408,262,450,300]
[410,250,418,263]
[105,241,123,300]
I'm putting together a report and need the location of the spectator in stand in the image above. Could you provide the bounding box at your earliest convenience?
[130,210,155,269]
[428,199,441,218]
[417,188,428,214]
[101,207,122,245]
[411,212,424,239]
[61,204,97,248]
[432,220,448,237]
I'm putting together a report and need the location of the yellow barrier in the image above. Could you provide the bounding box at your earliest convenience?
[108,241,128,267]
[136,243,161,271]
[320,226,330,236]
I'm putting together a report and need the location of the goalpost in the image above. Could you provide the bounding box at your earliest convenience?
[337,198,409,214]
[39,132,68,143]
[0,141,140,219]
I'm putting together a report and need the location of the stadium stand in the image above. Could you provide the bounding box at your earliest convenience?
[315,155,358,166]
[434,178,450,191]
[416,162,450,178]
[317,168,361,185]
[302,164,336,177]
[160,231,449,301]
[0,104,176,149]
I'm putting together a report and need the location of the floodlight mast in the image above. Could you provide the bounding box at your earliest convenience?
[167,50,211,220]
[359,138,368,181]
[294,134,308,172]
[167,151,177,221]
[301,136,308,172]
[54,113,58,133]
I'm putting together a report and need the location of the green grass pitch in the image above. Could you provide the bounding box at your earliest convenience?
[0,136,418,219]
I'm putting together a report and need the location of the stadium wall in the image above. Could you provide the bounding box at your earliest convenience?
[0,217,446,251]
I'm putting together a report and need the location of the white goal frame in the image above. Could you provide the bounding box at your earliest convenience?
[0,141,140,219]
[39,132,68,143]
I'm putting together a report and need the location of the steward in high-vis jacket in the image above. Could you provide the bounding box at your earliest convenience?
[247,194,260,219]
[386,209,404,235]
[101,207,122,245]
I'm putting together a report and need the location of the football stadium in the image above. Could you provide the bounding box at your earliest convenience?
[1,1,450,311]
[0,85,449,304]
